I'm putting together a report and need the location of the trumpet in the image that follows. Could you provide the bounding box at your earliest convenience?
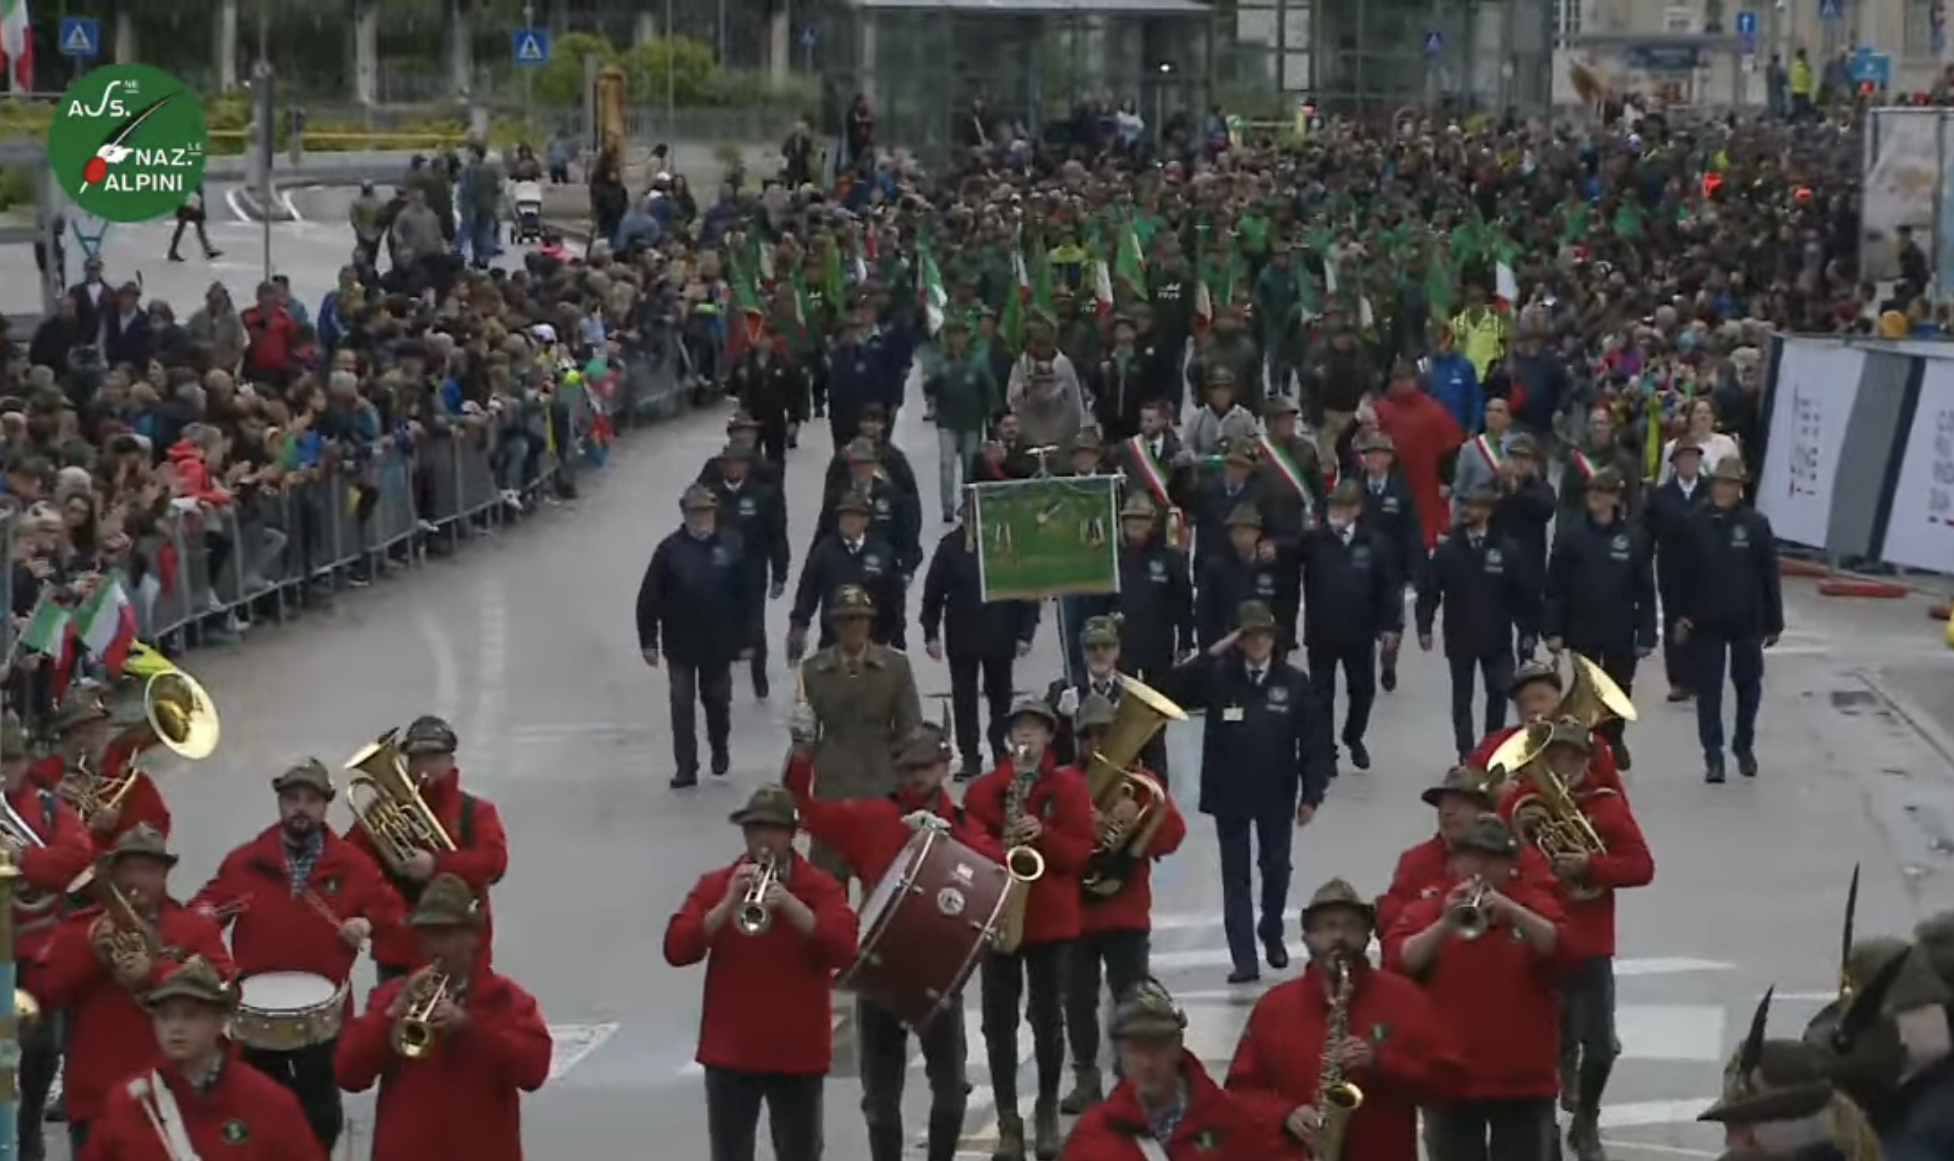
[98,883,165,963]
[735,855,780,936]
[344,728,457,874]
[1449,880,1492,942]
[392,970,453,1059]
[3,797,58,916]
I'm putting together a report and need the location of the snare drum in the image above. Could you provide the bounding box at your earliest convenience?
[838,829,1014,1029]
[232,972,348,1052]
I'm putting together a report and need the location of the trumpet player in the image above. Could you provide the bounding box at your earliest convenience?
[662,786,857,1161]
[335,874,552,1161]
[1466,662,1623,795]
[37,825,233,1156]
[190,759,405,1151]
[784,724,994,1161]
[1060,980,1304,1160]
[1227,880,1457,1161]
[1375,766,1557,937]
[1382,815,1568,1161]
[1500,719,1654,1161]
[350,715,509,985]
[1061,695,1186,1115]
[967,698,1096,1161]
[81,956,326,1161]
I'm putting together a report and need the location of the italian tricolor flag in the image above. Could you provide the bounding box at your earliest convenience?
[76,575,137,673]
[0,0,32,92]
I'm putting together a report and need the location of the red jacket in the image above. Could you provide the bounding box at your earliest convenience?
[1468,726,1624,795]
[662,854,857,1075]
[79,1045,327,1161]
[964,756,1096,946]
[1373,387,1464,548]
[1081,772,1187,935]
[335,969,552,1161]
[1063,1051,1304,1161]
[1382,879,1571,1101]
[347,771,508,970]
[28,755,64,792]
[240,305,299,377]
[36,901,234,1122]
[1497,786,1653,960]
[190,826,406,987]
[164,442,231,506]
[1375,834,1557,938]
[784,752,1003,883]
[88,741,175,849]
[1226,965,1459,1161]
[9,784,98,966]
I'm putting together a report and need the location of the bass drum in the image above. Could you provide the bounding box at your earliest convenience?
[839,829,1014,1029]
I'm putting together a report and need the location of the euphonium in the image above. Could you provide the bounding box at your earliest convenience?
[1449,880,1491,942]
[392,970,452,1059]
[735,855,779,936]
[1081,675,1186,900]
[344,728,457,874]
[1314,955,1365,1161]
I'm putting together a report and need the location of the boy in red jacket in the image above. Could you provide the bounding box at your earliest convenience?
[80,957,325,1161]
[1062,980,1302,1161]
[1498,719,1655,1161]
[784,724,997,1161]
[661,786,858,1161]
[1383,814,1570,1161]
[965,698,1096,1161]
[1060,694,1187,1115]
[336,874,552,1161]
[190,758,405,1152]
[1228,879,1459,1161]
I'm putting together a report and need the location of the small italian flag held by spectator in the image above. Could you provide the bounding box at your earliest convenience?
[1495,260,1520,310]
[0,0,33,92]
[21,597,69,657]
[76,576,138,673]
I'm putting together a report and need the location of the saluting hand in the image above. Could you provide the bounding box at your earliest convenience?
[1208,630,1243,658]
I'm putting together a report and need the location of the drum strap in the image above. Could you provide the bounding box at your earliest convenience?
[129,1072,204,1161]
[1135,1137,1171,1161]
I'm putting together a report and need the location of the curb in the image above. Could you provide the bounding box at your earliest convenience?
[1931,601,1951,622]
[1816,578,1911,599]
[1781,557,1832,578]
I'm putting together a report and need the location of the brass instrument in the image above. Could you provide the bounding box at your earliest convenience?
[344,728,457,874]
[1313,955,1365,1161]
[1449,880,1491,941]
[0,854,44,1030]
[63,665,219,883]
[1081,674,1186,900]
[1,797,59,916]
[734,854,780,936]
[1486,653,1636,779]
[391,970,453,1059]
[996,743,1045,954]
[100,882,165,962]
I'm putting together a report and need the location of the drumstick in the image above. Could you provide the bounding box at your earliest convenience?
[302,888,367,950]
[195,898,250,922]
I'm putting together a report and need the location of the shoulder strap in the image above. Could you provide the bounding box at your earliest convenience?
[38,789,57,835]
[459,792,477,848]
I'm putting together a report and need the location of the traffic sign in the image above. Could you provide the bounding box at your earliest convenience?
[1819,0,1843,22]
[512,28,550,66]
[57,17,100,59]
[1735,10,1757,36]
[1424,30,1444,58]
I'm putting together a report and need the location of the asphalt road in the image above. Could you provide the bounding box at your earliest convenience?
[6,368,1945,1158]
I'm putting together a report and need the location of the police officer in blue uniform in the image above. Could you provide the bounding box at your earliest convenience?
[1155,601,1333,984]
[636,483,761,787]
[1416,482,1540,761]
[1643,438,1712,702]
[1670,457,1783,784]
[1542,466,1658,769]
[790,490,907,657]
[698,440,791,700]
[1301,480,1403,772]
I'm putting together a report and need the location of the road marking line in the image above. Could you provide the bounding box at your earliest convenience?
[1617,1003,1726,1062]
[474,579,508,777]
[223,188,251,223]
[1599,1100,1719,1130]
[1614,957,1734,976]
[279,188,304,222]
[546,1021,620,1081]
[418,612,462,724]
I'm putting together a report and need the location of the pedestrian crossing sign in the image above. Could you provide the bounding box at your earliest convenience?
[58,16,100,58]
[512,28,551,66]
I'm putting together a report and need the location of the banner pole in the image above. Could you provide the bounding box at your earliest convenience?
[0,847,19,1161]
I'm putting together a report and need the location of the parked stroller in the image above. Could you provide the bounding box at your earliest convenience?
[510,179,544,244]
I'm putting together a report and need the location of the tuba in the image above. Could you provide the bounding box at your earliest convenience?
[65,665,220,827]
[1487,656,1629,900]
[392,970,452,1059]
[734,854,780,936]
[344,728,457,875]
[1314,954,1365,1161]
[1081,675,1187,900]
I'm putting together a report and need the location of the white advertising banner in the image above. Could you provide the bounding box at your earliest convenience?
[1882,357,1954,574]
[1757,340,1866,548]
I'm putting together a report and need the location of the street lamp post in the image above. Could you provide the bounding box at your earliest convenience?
[664,0,676,140]
[257,0,273,284]
[523,0,536,135]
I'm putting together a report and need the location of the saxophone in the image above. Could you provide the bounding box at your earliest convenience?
[995,743,1046,953]
[1313,955,1365,1161]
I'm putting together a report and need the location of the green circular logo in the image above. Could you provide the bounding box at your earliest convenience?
[48,64,208,225]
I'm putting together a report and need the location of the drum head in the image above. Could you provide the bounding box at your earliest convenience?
[239,971,337,1009]
[860,831,930,932]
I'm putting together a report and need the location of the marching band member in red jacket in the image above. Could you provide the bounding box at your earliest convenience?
[79,957,325,1161]
[1061,980,1303,1161]
[663,785,858,1161]
[74,697,174,849]
[1228,878,1459,1161]
[966,697,1097,1161]
[1383,814,1571,1161]
[1376,765,1557,936]
[347,715,509,982]
[784,722,996,1161]
[4,710,98,1158]
[336,874,551,1161]
[1467,661,1623,794]
[1497,718,1655,1161]
[37,824,234,1157]
[1061,694,1187,1116]
[190,758,405,1152]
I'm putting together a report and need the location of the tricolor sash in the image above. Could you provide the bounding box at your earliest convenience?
[1471,433,1504,474]
[1124,436,1188,547]
[1257,434,1308,499]
[1571,450,1598,480]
